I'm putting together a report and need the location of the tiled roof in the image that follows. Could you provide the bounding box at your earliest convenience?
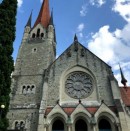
[44,107,53,116]
[63,107,75,115]
[34,0,50,28]
[120,87,130,106]
[86,107,98,114]
[44,106,117,116]
[44,87,130,117]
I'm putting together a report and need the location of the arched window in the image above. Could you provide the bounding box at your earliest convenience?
[37,28,40,38]
[52,120,64,131]
[15,121,20,130]
[75,119,87,131]
[32,33,35,38]
[20,121,25,131]
[27,85,30,94]
[41,33,44,38]
[22,85,26,94]
[31,85,35,94]
[99,119,112,131]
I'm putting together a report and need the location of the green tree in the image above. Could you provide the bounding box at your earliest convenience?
[0,0,17,130]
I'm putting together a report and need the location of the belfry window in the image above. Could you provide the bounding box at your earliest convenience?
[20,121,25,130]
[14,121,25,130]
[99,119,112,131]
[41,33,44,38]
[32,33,35,38]
[22,85,26,94]
[75,119,87,131]
[52,120,64,131]
[15,121,19,130]
[37,28,40,38]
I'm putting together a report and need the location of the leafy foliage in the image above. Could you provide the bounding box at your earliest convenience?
[0,0,17,130]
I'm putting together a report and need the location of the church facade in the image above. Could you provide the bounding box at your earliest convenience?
[7,0,130,131]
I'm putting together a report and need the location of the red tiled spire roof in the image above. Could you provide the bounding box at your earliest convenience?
[34,0,50,28]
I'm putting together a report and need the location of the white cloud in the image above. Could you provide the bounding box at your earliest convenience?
[76,23,85,39]
[112,0,130,22]
[89,0,106,7]
[40,0,43,3]
[18,0,23,8]
[79,33,83,38]
[88,25,130,64]
[77,23,85,32]
[80,4,87,17]
[88,24,130,86]
[113,62,130,71]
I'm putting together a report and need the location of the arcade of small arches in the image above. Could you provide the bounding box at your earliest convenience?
[31,28,45,39]
[44,113,119,131]
[14,120,25,131]
[22,84,36,94]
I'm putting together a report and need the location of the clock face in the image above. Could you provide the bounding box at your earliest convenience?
[65,72,93,99]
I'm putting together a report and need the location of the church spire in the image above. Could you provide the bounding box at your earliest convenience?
[49,9,54,25]
[34,0,50,28]
[26,11,32,27]
[119,64,127,87]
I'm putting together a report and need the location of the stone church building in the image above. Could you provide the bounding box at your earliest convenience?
[7,0,130,131]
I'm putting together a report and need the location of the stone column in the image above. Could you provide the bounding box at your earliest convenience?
[67,124,72,131]
[93,125,97,131]
[116,123,121,131]
[37,80,48,131]
[67,116,72,131]
[44,124,49,131]
[91,115,97,131]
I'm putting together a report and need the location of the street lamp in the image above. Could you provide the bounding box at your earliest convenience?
[1,104,5,109]
[0,104,5,119]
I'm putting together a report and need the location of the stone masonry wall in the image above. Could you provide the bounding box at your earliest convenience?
[46,43,114,107]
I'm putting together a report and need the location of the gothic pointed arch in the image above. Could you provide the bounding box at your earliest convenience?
[75,119,88,131]
[52,119,64,131]
[98,118,112,131]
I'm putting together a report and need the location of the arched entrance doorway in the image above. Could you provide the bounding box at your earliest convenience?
[99,119,112,131]
[52,119,64,131]
[75,119,88,131]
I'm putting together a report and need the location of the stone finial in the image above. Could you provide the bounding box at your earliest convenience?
[119,63,127,87]
[56,99,59,104]
[74,34,78,42]
[101,100,104,103]
[79,99,81,103]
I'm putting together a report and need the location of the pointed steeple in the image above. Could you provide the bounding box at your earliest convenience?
[34,0,50,28]
[74,34,78,42]
[119,64,127,87]
[49,9,54,25]
[26,11,32,27]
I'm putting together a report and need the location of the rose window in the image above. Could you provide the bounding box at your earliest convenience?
[65,72,93,99]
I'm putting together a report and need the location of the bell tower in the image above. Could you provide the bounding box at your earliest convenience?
[7,0,56,131]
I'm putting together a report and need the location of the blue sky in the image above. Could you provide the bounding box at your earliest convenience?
[6,0,130,85]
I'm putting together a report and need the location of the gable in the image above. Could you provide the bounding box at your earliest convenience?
[51,40,111,70]
[45,40,115,107]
